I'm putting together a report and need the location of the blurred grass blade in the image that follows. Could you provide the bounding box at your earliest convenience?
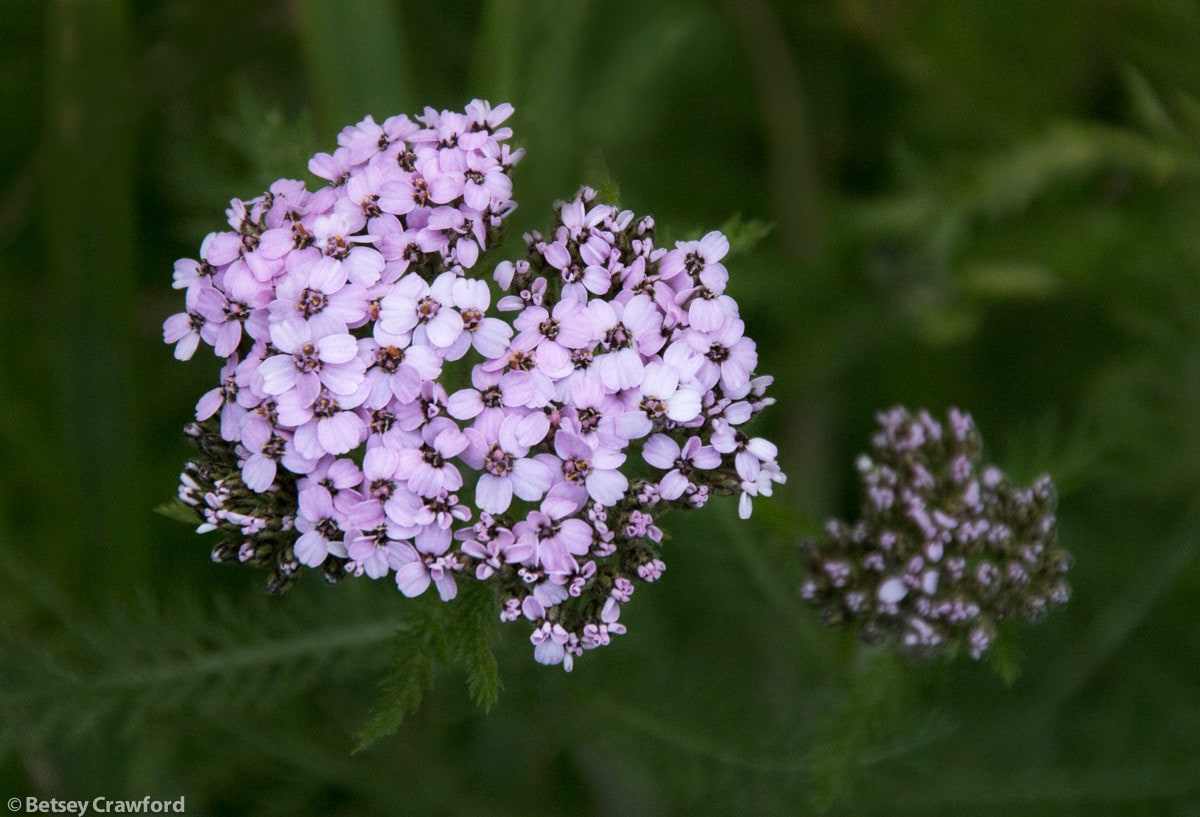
[470,0,523,104]
[43,0,145,587]
[295,0,413,138]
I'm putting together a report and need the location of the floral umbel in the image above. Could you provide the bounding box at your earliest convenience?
[799,407,1071,660]
[165,100,785,670]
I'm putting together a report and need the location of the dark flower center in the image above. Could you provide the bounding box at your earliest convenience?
[325,235,350,260]
[563,456,592,483]
[313,394,340,418]
[570,348,593,370]
[412,176,430,206]
[299,288,328,317]
[640,396,667,419]
[416,295,440,321]
[484,444,514,477]
[507,349,535,372]
[370,478,394,500]
[225,300,251,323]
[376,345,405,373]
[369,408,395,435]
[578,406,601,433]
[262,433,286,460]
[605,322,632,350]
[293,222,315,250]
[421,444,444,468]
[481,386,503,408]
[295,342,321,373]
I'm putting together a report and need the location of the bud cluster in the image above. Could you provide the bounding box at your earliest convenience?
[165,101,784,669]
[799,407,1070,659]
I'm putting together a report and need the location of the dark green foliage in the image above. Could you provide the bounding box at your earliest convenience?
[0,563,398,753]
[355,581,501,751]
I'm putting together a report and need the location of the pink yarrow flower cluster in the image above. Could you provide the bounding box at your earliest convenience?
[167,102,784,670]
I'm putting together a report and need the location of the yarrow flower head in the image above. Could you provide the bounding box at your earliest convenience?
[165,102,784,671]
[799,407,1071,660]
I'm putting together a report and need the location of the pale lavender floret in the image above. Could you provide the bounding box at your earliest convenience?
[512,299,594,361]
[298,455,364,513]
[554,430,628,507]
[219,251,282,307]
[375,173,421,219]
[200,230,243,268]
[377,272,433,336]
[259,318,364,407]
[377,271,464,348]
[461,412,554,514]
[360,337,440,408]
[446,366,508,421]
[195,357,246,441]
[421,271,467,348]
[541,200,617,300]
[172,257,212,293]
[393,525,460,601]
[616,360,704,439]
[343,522,396,580]
[460,528,533,580]
[308,145,358,185]
[425,205,483,268]
[451,277,512,359]
[238,413,288,492]
[710,418,780,484]
[393,416,469,497]
[587,294,664,391]
[514,485,595,576]
[461,148,514,212]
[659,230,730,292]
[625,510,663,543]
[294,486,348,567]
[530,619,577,671]
[642,434,721,501]
[679,279,733,328]
[344,444,405,523]
[415,146,467,206]
[163,310,204,361]
[390,380,452,431]
[561,377,629,449]
[277,384,370,459]
[478,347,557,409]
[409,489,473,532]
[683,314,757,394]
[193,285,253,357]
[269,254,369,336]
[737,461,787,519]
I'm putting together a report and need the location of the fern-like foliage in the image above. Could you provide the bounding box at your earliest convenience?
[0,556,400,753]
[355,580,500,751]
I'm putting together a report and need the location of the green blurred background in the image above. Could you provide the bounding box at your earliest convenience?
[3,0,1200,814]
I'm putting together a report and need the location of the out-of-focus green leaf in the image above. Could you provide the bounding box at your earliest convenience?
[961,261,1062,301]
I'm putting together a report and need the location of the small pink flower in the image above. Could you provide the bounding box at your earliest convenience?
[554,430,628,507]
[393,526,460,601]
